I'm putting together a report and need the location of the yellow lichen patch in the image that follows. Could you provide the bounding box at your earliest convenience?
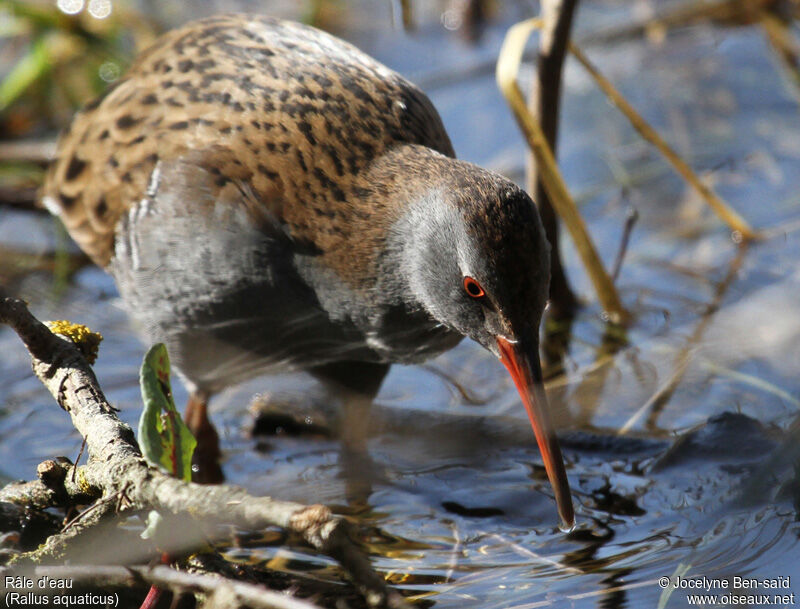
[45,320,103,364]
[76,468,93,494]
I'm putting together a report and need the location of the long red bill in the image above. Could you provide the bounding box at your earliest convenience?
[497,336,575,531]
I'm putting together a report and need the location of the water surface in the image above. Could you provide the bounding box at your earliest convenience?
[1,1,799,607]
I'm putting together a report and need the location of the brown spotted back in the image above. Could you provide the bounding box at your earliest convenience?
[43,14,454,269]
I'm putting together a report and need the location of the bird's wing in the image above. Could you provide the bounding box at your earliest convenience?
[112,148,308,269]
[42,14,454,269]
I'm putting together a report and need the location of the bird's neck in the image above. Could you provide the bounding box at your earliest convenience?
[370,146,467,308]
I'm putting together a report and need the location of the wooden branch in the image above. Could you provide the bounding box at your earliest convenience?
[0,297,409,609]
[527,0,580,319]
[497,19,629,324]
[0,458,100,510]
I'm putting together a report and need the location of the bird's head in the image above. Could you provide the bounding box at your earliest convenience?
[395,164,575,530]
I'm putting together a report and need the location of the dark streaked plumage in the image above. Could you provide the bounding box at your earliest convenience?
[44,14,574,528]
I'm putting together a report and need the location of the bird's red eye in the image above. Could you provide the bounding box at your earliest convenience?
[463,276,485,298]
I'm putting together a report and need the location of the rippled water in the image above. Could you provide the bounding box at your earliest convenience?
[2,1,800,607]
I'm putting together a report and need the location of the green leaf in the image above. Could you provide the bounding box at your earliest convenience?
[0,35,51,112]
[138,344,196,481]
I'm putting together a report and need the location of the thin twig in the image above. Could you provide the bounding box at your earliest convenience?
[416,0,774,92]
[760,10,800,106]
[421,364,489,405]
[60,488,124,533]
[484,533,583,575]
[0,139,56,164]
[618,245,748,434]
[526,0,580,319]
[568,42,757,241]
[391,0,414,30]
[611,205,639,283]
[71,436,87,483]
[444,523,462,583]
[698,358,800,410]
[579,0,774,46]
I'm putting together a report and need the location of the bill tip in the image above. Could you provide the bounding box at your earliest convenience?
[558,518,576,534]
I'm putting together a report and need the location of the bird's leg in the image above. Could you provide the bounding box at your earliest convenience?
[309,360,389,449]
[184,390,224,484]
[309,361,390,508]
[341,393,372,453]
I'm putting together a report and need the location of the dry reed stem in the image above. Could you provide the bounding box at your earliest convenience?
[497,18,629,324]
[568,42,757,241]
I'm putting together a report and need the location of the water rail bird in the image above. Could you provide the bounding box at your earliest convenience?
[43,14,575,529]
